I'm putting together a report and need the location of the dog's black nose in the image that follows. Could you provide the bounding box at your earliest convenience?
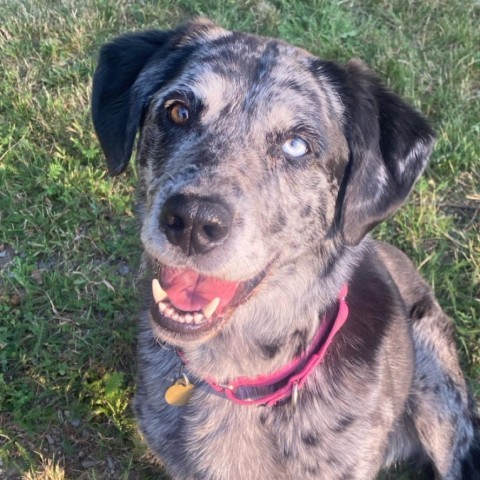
[160,194,232,255]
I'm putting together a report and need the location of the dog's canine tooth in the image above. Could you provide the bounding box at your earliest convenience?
[202,297,220,319]
[152,278,168,303]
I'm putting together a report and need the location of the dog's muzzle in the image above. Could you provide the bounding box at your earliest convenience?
[149,193,267,340]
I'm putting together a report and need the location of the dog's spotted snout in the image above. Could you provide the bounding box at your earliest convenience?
[160,194,232,255]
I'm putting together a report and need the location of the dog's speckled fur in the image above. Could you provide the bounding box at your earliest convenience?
[92,19,480,479]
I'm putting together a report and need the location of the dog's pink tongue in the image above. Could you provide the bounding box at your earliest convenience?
[160,267,239,312]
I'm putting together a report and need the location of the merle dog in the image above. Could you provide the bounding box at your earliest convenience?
[92,18,479,479]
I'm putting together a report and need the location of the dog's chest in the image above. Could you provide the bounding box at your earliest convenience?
[136,338,394,480]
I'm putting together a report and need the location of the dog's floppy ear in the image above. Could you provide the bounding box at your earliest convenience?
[92,19,220,175]
[92,29,174,175]
[337,59,436,246]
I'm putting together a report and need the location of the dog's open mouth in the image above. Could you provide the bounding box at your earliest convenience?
[150,265,266,336]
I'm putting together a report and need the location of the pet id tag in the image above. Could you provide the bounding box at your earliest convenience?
[165,375,195,407]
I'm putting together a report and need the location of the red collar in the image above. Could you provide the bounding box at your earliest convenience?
[180,285,348,407]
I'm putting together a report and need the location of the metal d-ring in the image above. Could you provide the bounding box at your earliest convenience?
[177,363,190,386]
[181,372,190,386]
[291,382,299,409]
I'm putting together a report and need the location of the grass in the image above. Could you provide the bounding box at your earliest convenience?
[0,0,478,478]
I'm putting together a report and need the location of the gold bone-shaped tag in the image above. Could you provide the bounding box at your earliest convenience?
[165,378,195,407]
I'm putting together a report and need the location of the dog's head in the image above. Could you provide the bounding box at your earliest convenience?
[92,19,434,346]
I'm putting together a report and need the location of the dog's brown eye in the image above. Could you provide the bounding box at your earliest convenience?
[168,102,190,125]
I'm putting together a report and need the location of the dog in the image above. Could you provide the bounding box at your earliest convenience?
[91,18,480,479]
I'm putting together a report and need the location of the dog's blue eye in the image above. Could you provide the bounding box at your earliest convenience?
[282,137,309,157]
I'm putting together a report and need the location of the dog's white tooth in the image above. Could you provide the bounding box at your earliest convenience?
[165,307,175,317]
[158,302,167,313]
[152,279,168,303]
[201,297,220,319]
[184,314,194,323]
[172,313,180,321]
[193,313,204,324]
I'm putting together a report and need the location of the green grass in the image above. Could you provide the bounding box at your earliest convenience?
[0,0,478,478]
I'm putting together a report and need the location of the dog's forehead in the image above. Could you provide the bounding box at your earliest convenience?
[196,33,311,75]
[194,41,311,105]
[152,33,342,127]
